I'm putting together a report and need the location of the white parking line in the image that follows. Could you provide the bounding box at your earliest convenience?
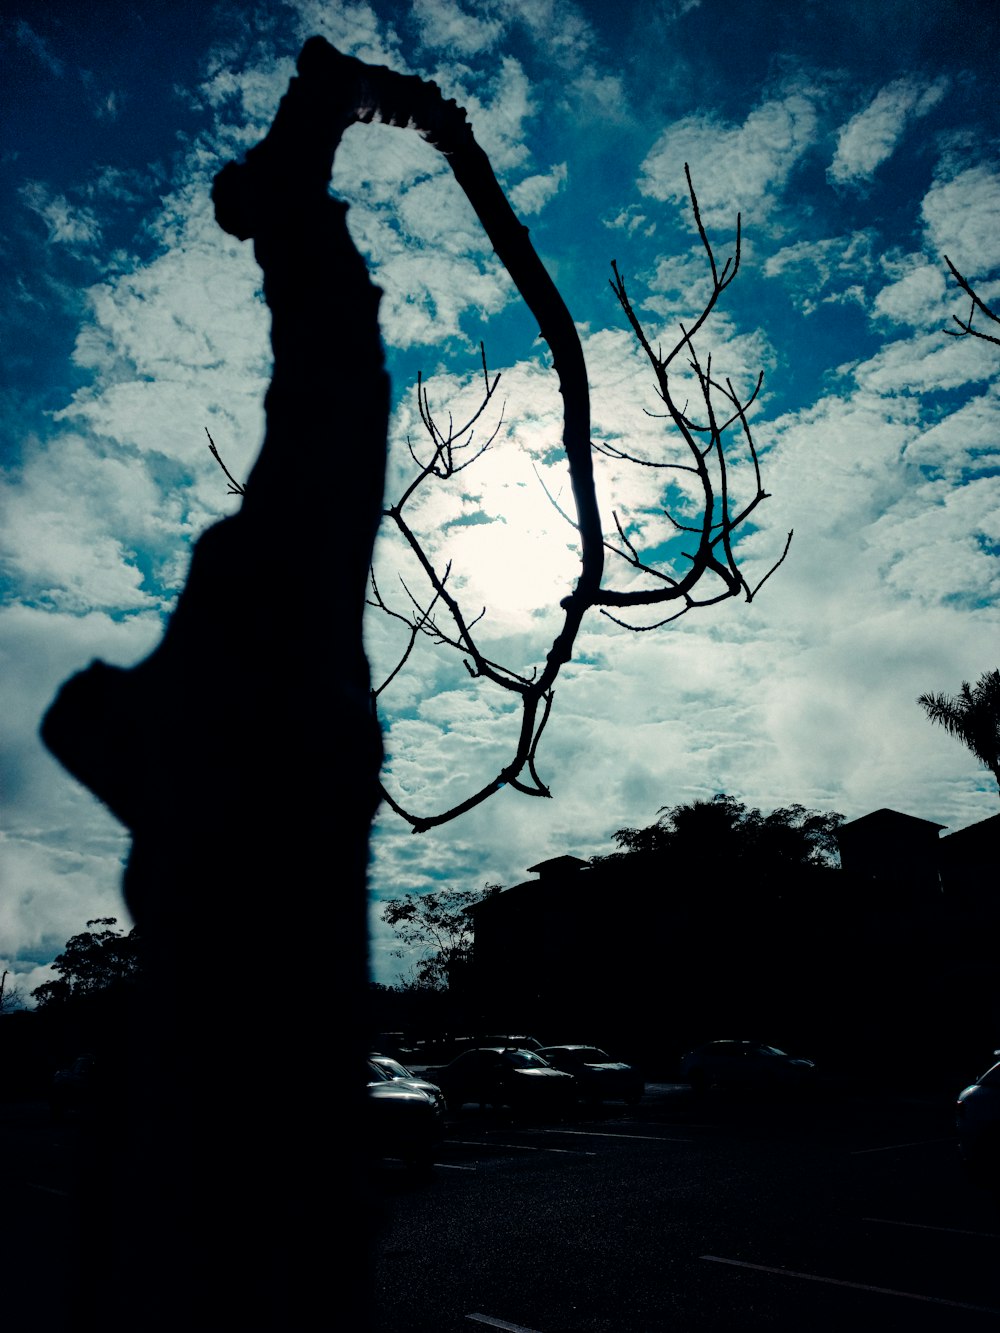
[849,1137,953,1155]
[466,1315,541,1331]
[450,1140,596,1156]
[862,1217,1000,1239]
[700,1255,1000,1314]
[451,1139,541,1151]
[27,1182,69,1197]
[539,1129,694,1143]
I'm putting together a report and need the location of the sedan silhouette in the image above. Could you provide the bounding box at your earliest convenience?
[426,1047,576,1114]
[680,1041,815,1092]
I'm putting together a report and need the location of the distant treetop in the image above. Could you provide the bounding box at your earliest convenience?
[31,917,143,1009]
[603,794,844,870]
[918,669,1000,801]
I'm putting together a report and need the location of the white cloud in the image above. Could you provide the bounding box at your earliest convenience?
[853,328,997,396]
[873,255,948,328]
[198,56,296,138]
[412,0,505,56]
[869,165,1000,343]
[0,431,190,614]
[566,68,629,124]
[509,162,567,216]
[922,164,1000,274]
[501,0,593,61]
[867,476,1000,607]
[829,76,949,185]
[19,181,101,249]
[285,0,402,64]
[603,205,652,237]
[639,91,819,229]
[288,0,405,66]
[0,604,160,999]
[450,54,536,173]
[905,388,1000,477]
[765,232,876,315]
[327,54,544,347]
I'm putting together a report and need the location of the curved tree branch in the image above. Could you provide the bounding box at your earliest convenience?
[210,40,789,831]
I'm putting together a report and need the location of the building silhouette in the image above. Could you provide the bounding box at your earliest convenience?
[464,809,999,1079]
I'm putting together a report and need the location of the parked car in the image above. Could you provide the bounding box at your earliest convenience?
[956,1056,1000,1187]
[680,1041,815,1092]
[476,1034,544,1052]
[367,1060,442,1169]
[369,1053,447,1116]
[425,1047,576,1114]
[537,1045,644,1105]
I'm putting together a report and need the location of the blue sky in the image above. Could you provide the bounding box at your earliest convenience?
[2,0,999,993]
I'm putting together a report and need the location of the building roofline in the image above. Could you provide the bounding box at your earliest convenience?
[838,807,946,833]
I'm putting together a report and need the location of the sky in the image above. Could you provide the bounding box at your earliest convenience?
[2,0,999,997]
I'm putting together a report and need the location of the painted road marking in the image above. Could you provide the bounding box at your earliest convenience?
[700,1255,1000,1314]
[451,1139,540,1151]
[862,1216,1000,1239]
[541,1129,694,1142]
[451,1140,595,1156]
[466,1315,541,1331]
[850,1137,953,1155]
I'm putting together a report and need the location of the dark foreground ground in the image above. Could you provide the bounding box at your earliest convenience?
[371,1080,998,1332]
[3,1080,996,1330]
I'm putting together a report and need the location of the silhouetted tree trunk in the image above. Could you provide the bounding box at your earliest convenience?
[43,43,385,1331]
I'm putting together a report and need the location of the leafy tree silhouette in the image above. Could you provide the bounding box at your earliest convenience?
[918,669,1000,799]
[601,794,843,870]
[381,884,498,990]
[31,917,143,1008]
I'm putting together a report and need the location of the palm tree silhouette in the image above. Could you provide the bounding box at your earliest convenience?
[918,669,1000,800]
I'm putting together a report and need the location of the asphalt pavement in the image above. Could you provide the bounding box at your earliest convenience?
[371,1082,1000,1331]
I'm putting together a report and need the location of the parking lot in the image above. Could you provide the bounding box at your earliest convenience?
[372,1082,1000,1331]
[4,1079,996,1330]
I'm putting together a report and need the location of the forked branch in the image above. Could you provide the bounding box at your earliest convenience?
[944,256,1000,347]
[370,167,790,828]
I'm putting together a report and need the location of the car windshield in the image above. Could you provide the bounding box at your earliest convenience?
[502,1051,549,1069]
[375,1058,412,1079]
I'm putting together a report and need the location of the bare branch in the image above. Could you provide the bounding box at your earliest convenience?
[747,529,794,599]
[533,461,580,533]
[360,162,786,827]
[205,428,246,496]
[943,256,1000,346]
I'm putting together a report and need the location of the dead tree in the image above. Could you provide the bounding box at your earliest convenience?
[371,163,789,830]
[40,36,786,1327]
